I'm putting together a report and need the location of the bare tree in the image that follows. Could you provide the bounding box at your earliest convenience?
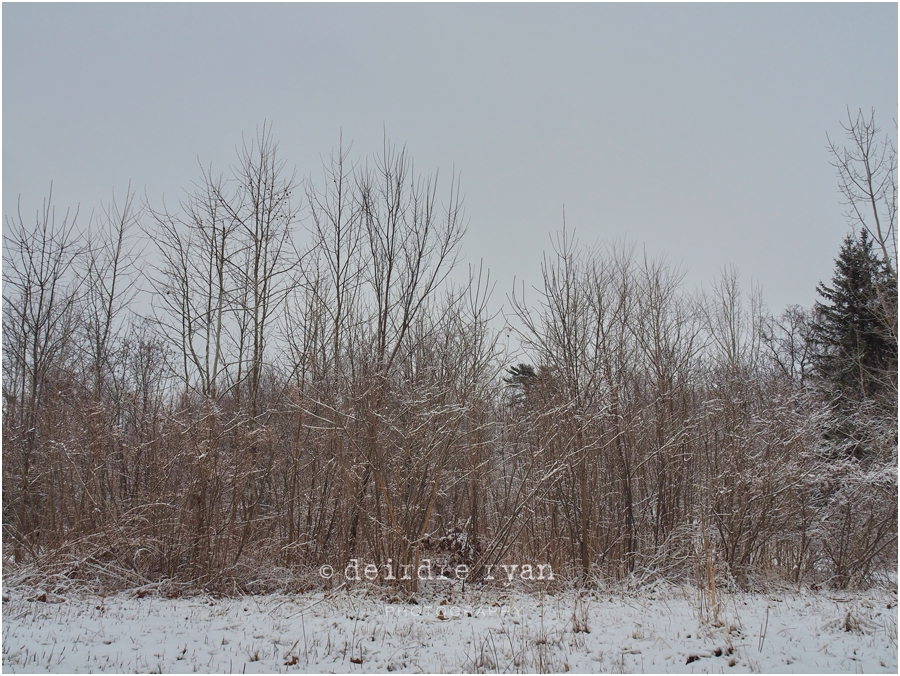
[702,265,766,378]
[218,123,301,420]
[353,138,467,588]
[828,108,898,342]
[761,305,815,388]
[509,227,596,579]
[631,252,702,559]
[828,108,897,278]
[145,167,239,399]
[81,184,142,402]
[2,188,83,560]
[304,133,364,381]
[358,138,466,372]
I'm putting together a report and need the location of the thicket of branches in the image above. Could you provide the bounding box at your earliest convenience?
[3,118,897,593]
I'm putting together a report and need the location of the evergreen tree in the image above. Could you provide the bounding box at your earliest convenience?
[812,229,897,405]
[503,363,537,406]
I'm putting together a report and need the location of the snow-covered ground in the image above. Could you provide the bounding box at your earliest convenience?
[2,581,897,673]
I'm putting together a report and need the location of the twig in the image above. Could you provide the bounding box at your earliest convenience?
[758,606,769,652]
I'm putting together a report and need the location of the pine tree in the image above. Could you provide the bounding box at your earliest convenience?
[811,230,897,460]
[503,363,537,406]
[812,229,897,405]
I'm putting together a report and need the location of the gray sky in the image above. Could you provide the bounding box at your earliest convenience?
[4,2,897,321]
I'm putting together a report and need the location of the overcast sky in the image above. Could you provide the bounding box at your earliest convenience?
[3,2,897,323]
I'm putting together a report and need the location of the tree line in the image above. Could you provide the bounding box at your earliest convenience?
[3,113,896,592]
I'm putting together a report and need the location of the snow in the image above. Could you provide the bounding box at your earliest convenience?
[2,582,897,673]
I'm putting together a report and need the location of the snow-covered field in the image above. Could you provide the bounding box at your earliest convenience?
[2,582,897,673]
